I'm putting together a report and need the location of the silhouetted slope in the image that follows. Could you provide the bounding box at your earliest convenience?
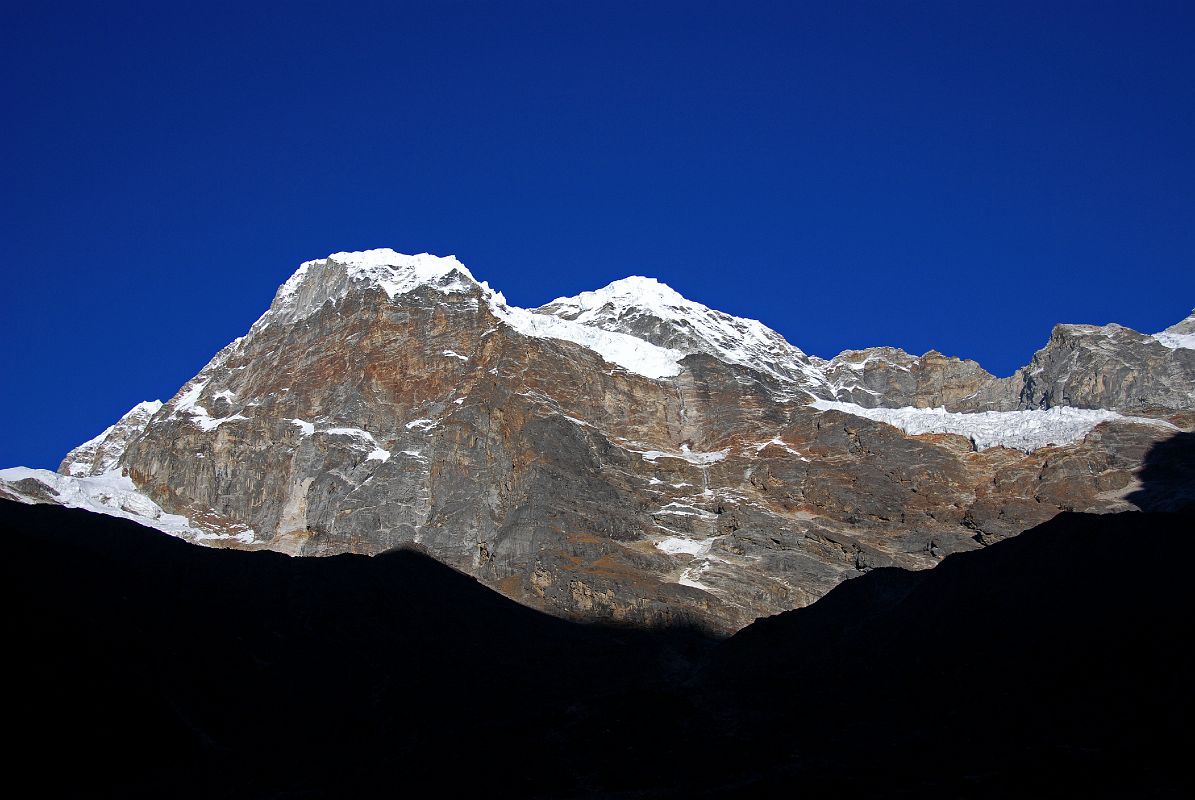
[0,500,706,798]
[702,510,1195,797]
[3,500,1192,798]
[1128,430,1195,512]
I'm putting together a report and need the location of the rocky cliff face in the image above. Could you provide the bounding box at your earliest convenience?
[817,347,1000,409]
[817,315,1195,415]
[1006,320,1195,413]
[4,250,1192,632]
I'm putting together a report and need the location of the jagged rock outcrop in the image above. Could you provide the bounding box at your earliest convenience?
[3,249,1192,631]
[59,400,162,476]
[1005,320,1195,412]
[818,347,999,408]
[818,314,1195,415]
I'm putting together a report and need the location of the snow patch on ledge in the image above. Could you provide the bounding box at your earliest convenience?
[656,536,714,556]
[171,380,248,431]
[810,400,1175,452]
[323,428,391,461]
[635,445,730,464]
[289,418,315,436]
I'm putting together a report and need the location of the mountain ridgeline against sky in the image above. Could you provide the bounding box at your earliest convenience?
[3,249,1193,631]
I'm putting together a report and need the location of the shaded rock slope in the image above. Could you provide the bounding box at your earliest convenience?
[3,249,1193,631]
[3,499,1191,798]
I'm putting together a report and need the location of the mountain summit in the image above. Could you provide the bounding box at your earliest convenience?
[3,249,1192,630]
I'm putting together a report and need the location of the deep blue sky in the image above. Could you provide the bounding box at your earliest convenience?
[3,1,1193,469]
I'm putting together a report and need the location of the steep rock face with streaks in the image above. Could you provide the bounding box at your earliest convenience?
[1000,320,1195,413]
[5,251,1193,632]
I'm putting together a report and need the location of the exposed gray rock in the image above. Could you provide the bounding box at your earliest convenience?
[966,321,1195,413]
[819,347,1000,409]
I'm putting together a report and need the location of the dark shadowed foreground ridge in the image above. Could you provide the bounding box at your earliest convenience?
[4,470,1192,797]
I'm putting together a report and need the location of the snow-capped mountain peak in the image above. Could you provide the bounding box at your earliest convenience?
[537,275,824,387]
[542,275,691,317]
[255,253,821,385]
[312,249,478,296]
[266,249,484,326]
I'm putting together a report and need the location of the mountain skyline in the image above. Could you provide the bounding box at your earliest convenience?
[6,246,1193,470]
[4,2,1195,468]
[7,248,1189,631]
[4,6,1192,795]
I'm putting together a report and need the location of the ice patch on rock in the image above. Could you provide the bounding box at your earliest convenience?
[810,400,1175,452]
[656,536,714,556]
[635,445,730,464]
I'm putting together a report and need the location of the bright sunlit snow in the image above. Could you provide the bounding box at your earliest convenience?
[289,418,315,436]
[491,301,685,379]
[172,380,248,431]
[655,536,714,556]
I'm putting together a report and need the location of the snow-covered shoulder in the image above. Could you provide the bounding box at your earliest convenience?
[536,275,824,386]
[1153,309,1195,350]
[810,400,1175,452]
[0,467,255,544]
[490,296,685,379]
[60,399,164,477]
